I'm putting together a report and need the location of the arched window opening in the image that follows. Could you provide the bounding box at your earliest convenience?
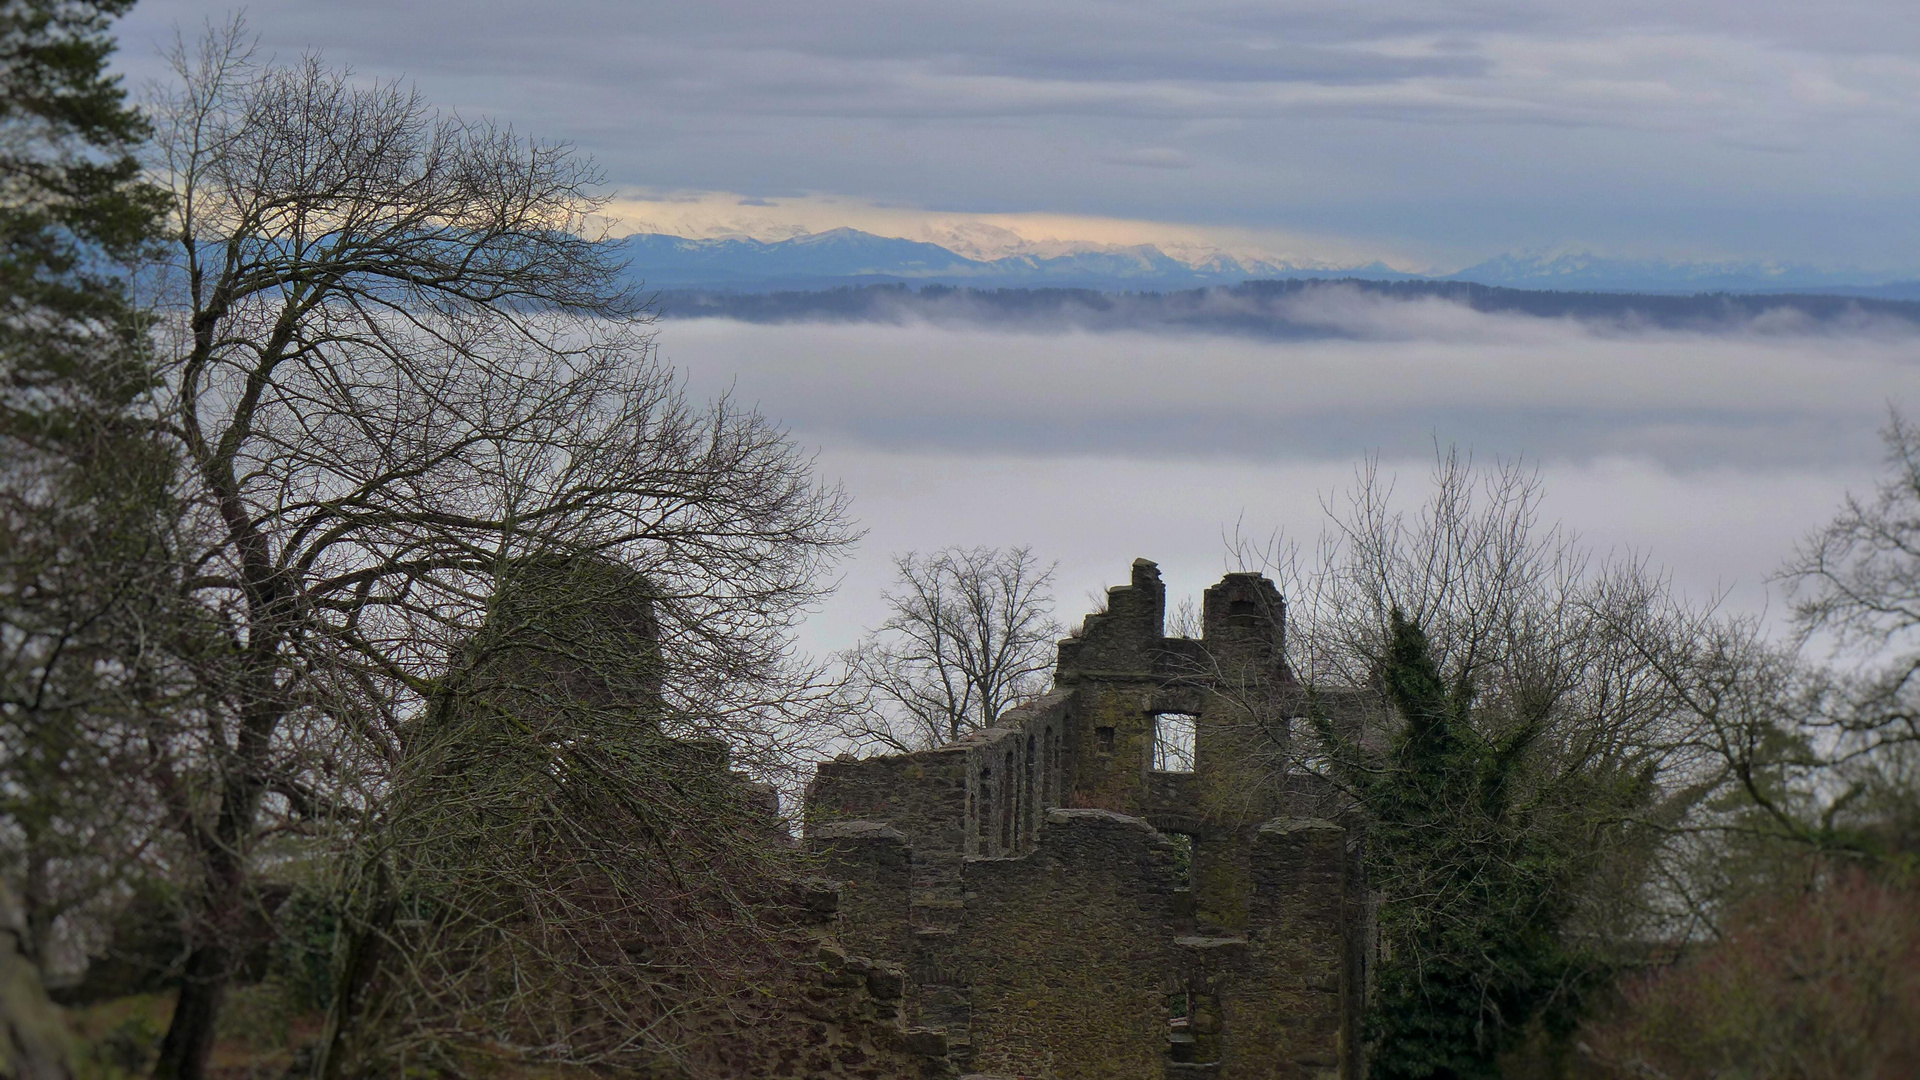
[1042,726,1056,806]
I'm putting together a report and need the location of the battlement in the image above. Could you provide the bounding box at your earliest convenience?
[1056,559,1287,687]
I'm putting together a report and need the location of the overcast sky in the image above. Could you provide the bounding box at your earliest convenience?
[116,0,1920,270]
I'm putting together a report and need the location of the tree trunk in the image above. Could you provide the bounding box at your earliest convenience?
[21,840,51,967]
[152,940,230,1080]
[315,878,397,1080]
[155,751,265,1080]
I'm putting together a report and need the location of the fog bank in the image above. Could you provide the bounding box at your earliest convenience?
[653,298,1909,655]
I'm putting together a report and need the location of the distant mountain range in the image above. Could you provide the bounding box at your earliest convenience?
[615,228,1920,299]
[1444,252,1919,297]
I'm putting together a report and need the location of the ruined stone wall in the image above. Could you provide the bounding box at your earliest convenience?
[944,692,1072,860]
[797,559,1369,1078]
[801,810,1360,1079]
[668,938,955,1080]
[981,692,1074,852]
[1052,561,1292,826]
[1054,560,1166,812]
[808,748,971,857]
[957,809,1182,1079]
[804,692,1073,867]
[809,822,915,972]
[1225,819,1352,1080]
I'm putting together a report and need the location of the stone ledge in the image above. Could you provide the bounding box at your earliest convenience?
[1043,807,1160,833]
[1256,816,1344,837]
[1173,936,1249,950]
[812,820,909,842]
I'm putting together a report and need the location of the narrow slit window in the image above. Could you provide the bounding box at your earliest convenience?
[1152,712,1197,773]
[977,766,992,849]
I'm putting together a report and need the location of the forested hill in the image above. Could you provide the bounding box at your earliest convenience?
[649,278,1920,337]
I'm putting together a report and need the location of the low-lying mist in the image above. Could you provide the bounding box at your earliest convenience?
[652,289,1913,654]
[655,280,1920,343]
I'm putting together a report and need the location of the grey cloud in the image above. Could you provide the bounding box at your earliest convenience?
[114,1,1920,268]
[1099,147,1195,168]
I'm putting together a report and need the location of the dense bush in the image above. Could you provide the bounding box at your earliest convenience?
[1587,869,1920,1079]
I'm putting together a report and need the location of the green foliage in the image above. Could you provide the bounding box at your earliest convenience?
[268,886,342,1013]
[69,877,186,1003]
[0,0,168,435]
[1316,610,1645,1079]
[1,0,173,970]
[73,998,166,1080]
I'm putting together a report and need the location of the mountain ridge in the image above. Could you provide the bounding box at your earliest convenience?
[613,229,1920,298]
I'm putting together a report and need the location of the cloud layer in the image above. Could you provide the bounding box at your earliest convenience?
[661,293,1920,468]
[800,447,1857,657]
[637,292,1914,653]
[118,0,1920,268]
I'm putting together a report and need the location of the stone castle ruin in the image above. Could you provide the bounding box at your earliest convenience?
[803,559,1370,1079]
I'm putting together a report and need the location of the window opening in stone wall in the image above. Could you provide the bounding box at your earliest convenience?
[1096,726,1116,754]
[1168,988,1222,1064]
[1042,726,1056,804]
[1152,712,1197,773]
[1023,734,1036,838]
[1001,749,1015,851]
[1168,831,1193,890]
[977,765,992,850]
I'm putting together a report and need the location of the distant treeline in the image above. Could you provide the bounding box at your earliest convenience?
[650,279,1920,337]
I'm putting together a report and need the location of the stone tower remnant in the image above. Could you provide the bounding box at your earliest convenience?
[804,560,1368,1079]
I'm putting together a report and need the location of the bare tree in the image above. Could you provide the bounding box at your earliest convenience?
[131,27,853,1079]
[1573,412,1920,1080]
[1228,450,1736,1074]
[313,557,818,1077]
[1784,410,1920,658]
[1781,409,1920,766]
[1768,409,1920,850]
[839,546,1060,751]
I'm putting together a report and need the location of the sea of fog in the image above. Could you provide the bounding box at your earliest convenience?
[652,289,1918,658]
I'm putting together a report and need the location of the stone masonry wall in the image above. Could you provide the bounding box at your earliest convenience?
[1230,819,1351,1080]
[808,749,972,859]
[809,822,914,972]
[957,809,1182,1079]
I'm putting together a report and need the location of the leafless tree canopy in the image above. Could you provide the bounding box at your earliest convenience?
[124,25,854,1079]
[839,545,1061,752]
[308,557,815,1076]
[1228,452,1771,948]
[1785,412,1920,653]
[1782,412,1920,748]
[1772,410,1920,851]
